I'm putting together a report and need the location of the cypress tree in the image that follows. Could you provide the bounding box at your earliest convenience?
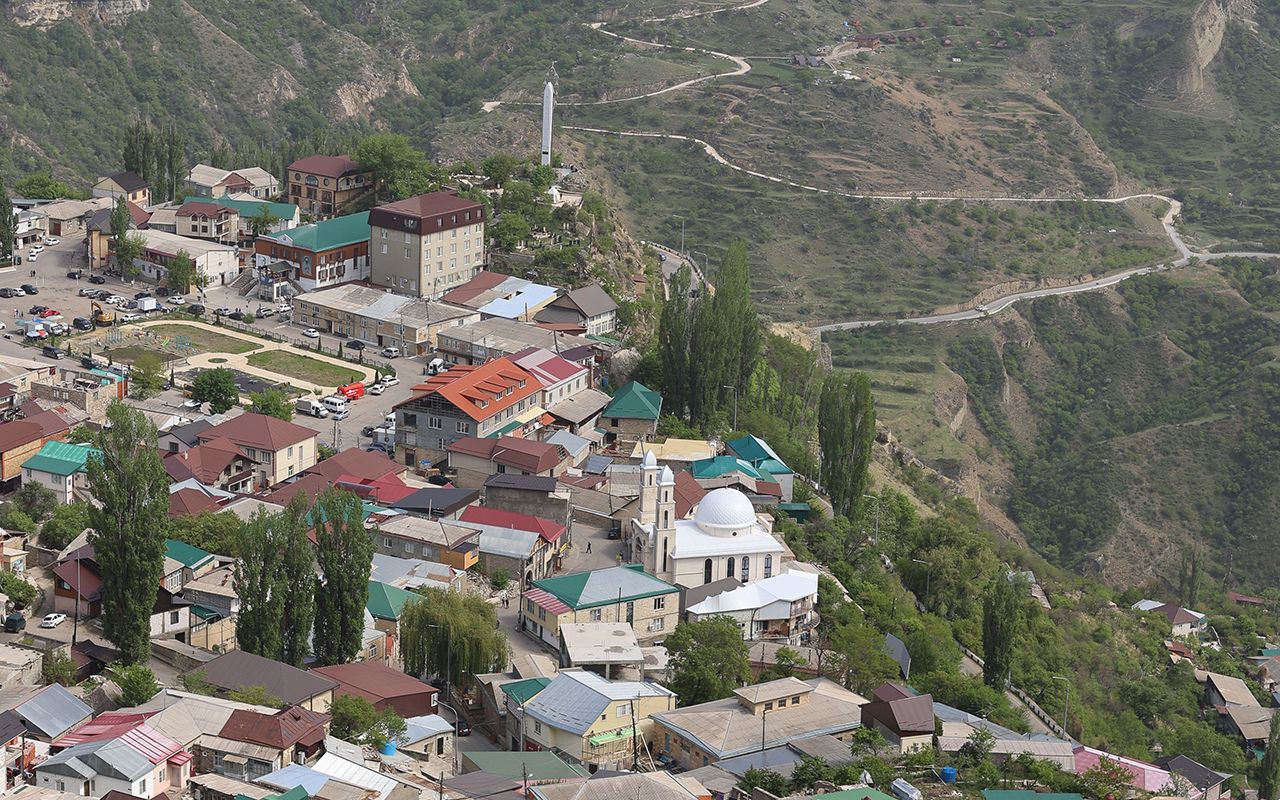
[313,489,375,665]
[658,263,692,417]
[982,575,1020,689]
[0,179,13,266]
[818,372,876,518]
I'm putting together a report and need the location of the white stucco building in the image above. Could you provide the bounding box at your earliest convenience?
[629,452,787,589]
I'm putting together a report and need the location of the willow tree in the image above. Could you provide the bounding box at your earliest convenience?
[818,371,876,519]
[87,402,169,664]
[400,589,506,695]
[312,489,374,665]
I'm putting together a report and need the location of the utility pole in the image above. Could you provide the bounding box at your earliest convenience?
[760,707,769,751]
[630,698,639,771]
[862,493,881,549]
[912,559,933,608]
[1052,675,1071,738]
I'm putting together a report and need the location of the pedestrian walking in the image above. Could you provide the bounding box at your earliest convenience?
[586,541,592,554]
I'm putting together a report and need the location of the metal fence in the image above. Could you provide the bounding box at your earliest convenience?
[209,317,396,376]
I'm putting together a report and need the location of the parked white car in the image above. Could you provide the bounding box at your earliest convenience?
[302,328,320,338]
[121,313,143,323]
[43,237,59,246]
[277,304,293,314]
[368,383,386,396]
[40,613,66,628]
[380,375,400,387]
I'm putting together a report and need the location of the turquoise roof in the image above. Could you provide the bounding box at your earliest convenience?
[366,580,416,621]
[21,441,101,477]
[165,539,214,569]
[726,434,793,474]
[264,211,370,253]
[186,195,298,222]
[689,455,764,480]
[603,381,662,420]
[500,677,551,705]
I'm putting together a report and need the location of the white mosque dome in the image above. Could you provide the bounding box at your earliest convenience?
[693,488,757,535]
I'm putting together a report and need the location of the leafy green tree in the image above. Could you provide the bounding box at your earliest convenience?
[14,482,57,523]
[43,652,77,686]
[528,164,556,193]
[1081,755,1137,800]
[169,511,243,556]
[166,249,196,293]
[14,172,84,200]
[857,756,894,787]
[278,495,316,667]
[191,368,239,414]
[818,371,876,519]
[481,153,521,186]
[658,263,692,417]
[110,197,132,248]
[354,133,427,200]
[1261,712,1280,800]
[0,507,34,533]
[737,768,789,796]
[249,388,293,421]
[827,622,899,694]
[957,726,996,768]
[114,232,146,280]
[234,507,285,660]
[0,179,13,266]
[490,214,531,251]
[759,646,807,681]
[250,205,280,237]
[312,489,375,665]
[182,668,214,695]
[0,572,36,609]
[329,694,407,748]
[130,353,166,399]
[850,725,886,756]
[114,663,159,706]
[400,588,507,687]
[665,618,750,706]
[982,575,1020,689]
[790,756,835,791]
[40,502,90,550]
[87,402,169,664]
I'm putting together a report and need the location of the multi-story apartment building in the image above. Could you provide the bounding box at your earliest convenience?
[392,357,542,467]
[175,201,239,245]
[286,155,371,219]
[368,192,486,299]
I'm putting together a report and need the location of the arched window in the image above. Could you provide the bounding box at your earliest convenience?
[764,554,773,578]
[727,557,736,579]
[662,510,669,528]
[662,539,668,573]
[703,559,712,584]
[741,557,750,583]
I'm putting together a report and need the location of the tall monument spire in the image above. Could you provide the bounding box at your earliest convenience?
[540,64,557,167]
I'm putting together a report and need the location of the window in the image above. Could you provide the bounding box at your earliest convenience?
[405,232,411,243]
[764,554,773,578]
[428,417,442,430]
[741,557,750,582]
[436,737,445,756]
[537,606,546,621]
[404,541,413,552]
[383,537,392,547]
[404,247,411,259]
[589,609,602,622]
[534,720,542,734]
[380,243,388,255]
[792,695,801,704]
[653,596,666,611]
[455,421,469,434]
[778,697,787,707]
[764,702,773,711]
[288,446,294,458]
[617,703,631,717]
[703,559,713,584]
[727,557,736,579]
[381,228,388,239]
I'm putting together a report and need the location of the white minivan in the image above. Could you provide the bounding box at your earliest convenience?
[321,395,349,418]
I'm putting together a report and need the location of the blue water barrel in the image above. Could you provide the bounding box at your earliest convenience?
[940,767,957,784]
[380,741,398,756]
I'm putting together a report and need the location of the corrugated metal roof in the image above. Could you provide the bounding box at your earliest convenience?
[523,671,673,736]
[259,764,333,796]
[312,752,402,800]
[12,684,92,739]
[402,714,453,744]
[469,524,542,560]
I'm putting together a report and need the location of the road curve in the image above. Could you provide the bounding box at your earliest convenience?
[564,125,1280,327]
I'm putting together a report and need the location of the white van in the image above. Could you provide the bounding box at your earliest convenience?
[321,395,349,418]
[427,357,446,375]
[295,398,329,418]
[381,346,400,358]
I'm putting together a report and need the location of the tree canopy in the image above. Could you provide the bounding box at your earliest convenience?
[312,489,374,665]
[400,588,506,689]
[190,368,239,414]
[665,618,751,706]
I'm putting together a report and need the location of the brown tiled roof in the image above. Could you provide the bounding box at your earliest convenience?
[0,411,68,452]
[288,155,363,179]
[200,413,316,451]
[176,201,232,218]
[373,192,483,221]
[305,448,403,483]
[447,436,565,473]
[261,473,329,507]
[125,201,150,227]
[168,488,222,518]
[218,706,329,750]
[164,437,253,484]
[310,662,437,706]
[441,271,509,305]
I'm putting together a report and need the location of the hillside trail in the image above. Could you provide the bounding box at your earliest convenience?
[486,0,1280,319]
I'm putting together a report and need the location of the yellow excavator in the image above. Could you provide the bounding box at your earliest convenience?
[91,301,114,327]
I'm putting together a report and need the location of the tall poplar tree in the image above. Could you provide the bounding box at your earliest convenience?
[981,575,1020,689]
[658,263,693,417]
[818,372,876,518]
[1261,712,1280,800]
[87,402,170,664]
[278,495,316,667]
[0,179,13,266]
[233,508,285,659]
[312,490,374,665]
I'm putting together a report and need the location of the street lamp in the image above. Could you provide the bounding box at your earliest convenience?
[1052,675,1071,738]
[722,385,738,431]
[911,559,933,607]
[691,250,710,281]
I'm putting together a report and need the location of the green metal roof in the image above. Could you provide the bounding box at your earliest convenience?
[531,564,677,610]
[185,195,298,222]
[191,605,221,621]
[727,434,794,474]
[242,786,308,800]
[366,580,417,620]
[603,381,662,421]
[264,211,370,252]
[21,441,100,477]
[165,539,214,569]
[689,455,764,480]
[486,420,522,438]
[461,750,587,780]
[587,728,630,746]
[1262,648,1280,657]
[499,677,551,705]
[777,502,811,512]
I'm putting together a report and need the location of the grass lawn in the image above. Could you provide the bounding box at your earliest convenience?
[145,325,258,355]
[101,346,181,365]
[247,350,362,387]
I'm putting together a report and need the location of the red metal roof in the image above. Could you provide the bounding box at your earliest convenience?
[447,436,565,474]
[118,723,185,764]
[372,191,483,221]
[288,155,364,178]
[310,662,438,706]
[523,587,571,616]
[441,271,509,305]
[167,487,223,519]
[219,706,329,751]
[673,471,706,519]
[52,556,102,601]
[53,712,150,747]
[459,506,565,543]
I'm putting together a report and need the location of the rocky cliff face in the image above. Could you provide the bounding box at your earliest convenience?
[1176,0,1255,92]
[9,0,148,27]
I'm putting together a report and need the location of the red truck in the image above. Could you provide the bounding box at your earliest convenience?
[337,381,365,401]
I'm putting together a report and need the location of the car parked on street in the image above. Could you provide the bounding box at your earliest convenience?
[72,318,93,331]
[380,375,400,387]
[368,383,385,395]
[43,237,59,246]
[121,313,143,323]
[168,296,185,305]
[67,270,82,279]
[214,307,232,316]
[187,304,206,315]
[303,328,320,338]
[21,285,38,295]
[40,613,67,628]
[88,275,106,285]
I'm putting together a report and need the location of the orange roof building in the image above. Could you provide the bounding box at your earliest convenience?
[393,357,544,466]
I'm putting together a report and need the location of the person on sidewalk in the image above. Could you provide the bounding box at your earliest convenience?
[586,541,592,553]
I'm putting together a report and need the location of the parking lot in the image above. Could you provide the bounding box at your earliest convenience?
[3,237,428,455]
